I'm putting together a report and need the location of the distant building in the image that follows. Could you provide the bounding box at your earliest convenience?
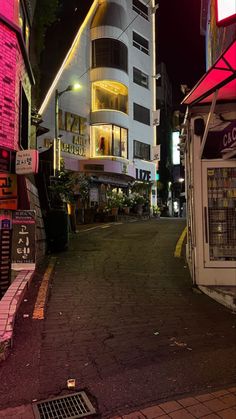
[38,0,157,208]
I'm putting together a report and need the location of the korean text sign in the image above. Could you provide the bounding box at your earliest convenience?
[12,210,36,270]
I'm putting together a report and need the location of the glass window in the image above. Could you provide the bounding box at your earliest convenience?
[133,31,149,55]
[92,125,128,159]
[92,81,128,114]
[134,140,150,160]
[133,103,150,125]
[92,38,128,73]
[133,67,149,88]
[121,128,128,158]
[113,126,121,157]
[132,0,149,20]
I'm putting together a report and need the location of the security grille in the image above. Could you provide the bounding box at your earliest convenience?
[33,391,96,419]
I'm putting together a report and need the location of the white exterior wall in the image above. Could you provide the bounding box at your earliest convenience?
[39,0,157,201]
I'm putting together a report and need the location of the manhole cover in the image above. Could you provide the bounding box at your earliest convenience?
[32,391,96,419]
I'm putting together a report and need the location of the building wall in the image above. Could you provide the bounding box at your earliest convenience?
[0,0,31,151]
[39,0,157,200]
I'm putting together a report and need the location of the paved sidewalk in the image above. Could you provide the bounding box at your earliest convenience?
[0,386,235,418]
[109,387,236,419]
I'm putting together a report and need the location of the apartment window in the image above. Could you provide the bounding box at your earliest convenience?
[133,67,149,88]
[133,103,150,125]
[92,81,128,114]
[92,125,128,158]
[92,38,128,73]
[19,85,29,150]
[132,0,149,20]
[133,31,149,55]
[134,140,150,160]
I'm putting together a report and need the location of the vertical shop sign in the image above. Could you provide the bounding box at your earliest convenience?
[0,211,12,298]
[12,210,36,270]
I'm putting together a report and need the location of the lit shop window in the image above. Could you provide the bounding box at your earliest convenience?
[92,125,128,158]
[19,1,30,50]
[92,81,128,114]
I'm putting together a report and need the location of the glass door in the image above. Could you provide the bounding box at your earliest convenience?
[203,161,236,267]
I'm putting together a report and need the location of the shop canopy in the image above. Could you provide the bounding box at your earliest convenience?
[182,39,236,106]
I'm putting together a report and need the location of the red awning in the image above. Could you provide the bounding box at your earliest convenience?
[182,39,236,106]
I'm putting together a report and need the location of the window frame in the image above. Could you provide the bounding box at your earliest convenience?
[133,31,149,55]
[133,103,150,126]
[133,67,149,89]
[92,124,128,159]
[133,140,150,161]
[132,0,149,21]
[92,38,128,73]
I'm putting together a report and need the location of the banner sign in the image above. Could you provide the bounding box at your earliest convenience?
[203,121,236,158]
[11,210,36,270]
[0,211,12,297]
[16,150,39,175]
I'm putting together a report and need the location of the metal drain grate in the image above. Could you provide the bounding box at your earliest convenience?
[32,391,96,419]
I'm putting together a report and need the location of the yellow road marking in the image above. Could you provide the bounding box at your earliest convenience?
[32,257,57,320]
[174,226,187,258]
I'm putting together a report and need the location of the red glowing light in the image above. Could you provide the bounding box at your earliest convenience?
[216,0,236,26]
[1,150,9,159]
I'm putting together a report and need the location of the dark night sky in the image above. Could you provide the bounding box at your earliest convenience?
[40,0,206,106]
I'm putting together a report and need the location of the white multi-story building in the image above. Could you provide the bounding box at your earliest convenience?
[39,0,157,207]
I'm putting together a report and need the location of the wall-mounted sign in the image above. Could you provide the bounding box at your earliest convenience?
[0,211,12,297]
[136,169,151,182]
[59,110,87,135]
[216,0,236,26]
[16,149,39,174]
[203,121,236,158]
[11,210,36,270]
[153,109,160,126]
[44,137,87,157]
[0,174,17,210]
[151,145,161,162]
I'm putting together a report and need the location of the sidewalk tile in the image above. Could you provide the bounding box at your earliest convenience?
[178,397,199,407]
[204,399,228,412]
[218,408,236,419]
[158,401,182,414]
[196,394,215,402]
[141,405,165,418]
[187,403,212,418]
[169,408,195,419]
[227,388,236,394]
[122,412,145,419]
[201,415,221,419]
[211,391,229,398]
[219,394,236,408]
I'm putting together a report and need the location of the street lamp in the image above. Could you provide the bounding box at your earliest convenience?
[54,83,81,176]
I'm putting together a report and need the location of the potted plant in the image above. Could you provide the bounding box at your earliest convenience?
[122,195,132,215]
[106,191,123,216]
[131,192,146,215]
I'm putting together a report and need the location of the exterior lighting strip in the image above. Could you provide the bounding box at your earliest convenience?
[39,0,98,115]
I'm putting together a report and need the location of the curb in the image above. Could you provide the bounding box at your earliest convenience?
[0,270,34,362]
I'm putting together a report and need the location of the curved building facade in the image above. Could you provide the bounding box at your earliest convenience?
[39,0,157,208]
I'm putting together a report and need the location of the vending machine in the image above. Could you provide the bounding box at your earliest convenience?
[202,162,236,270]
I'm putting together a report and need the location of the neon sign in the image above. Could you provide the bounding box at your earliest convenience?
[216,0,236,26]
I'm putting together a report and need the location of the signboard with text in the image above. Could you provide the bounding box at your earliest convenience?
[0,211,12,297]
[11,210,36,270]
[15,150,39,175]
[216,0,236,26]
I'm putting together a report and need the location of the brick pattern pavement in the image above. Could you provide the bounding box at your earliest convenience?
[110,387,236,419]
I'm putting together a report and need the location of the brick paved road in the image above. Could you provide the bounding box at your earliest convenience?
[0,219,235,418]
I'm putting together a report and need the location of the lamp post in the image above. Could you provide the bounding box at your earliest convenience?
[54,83,81,177]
